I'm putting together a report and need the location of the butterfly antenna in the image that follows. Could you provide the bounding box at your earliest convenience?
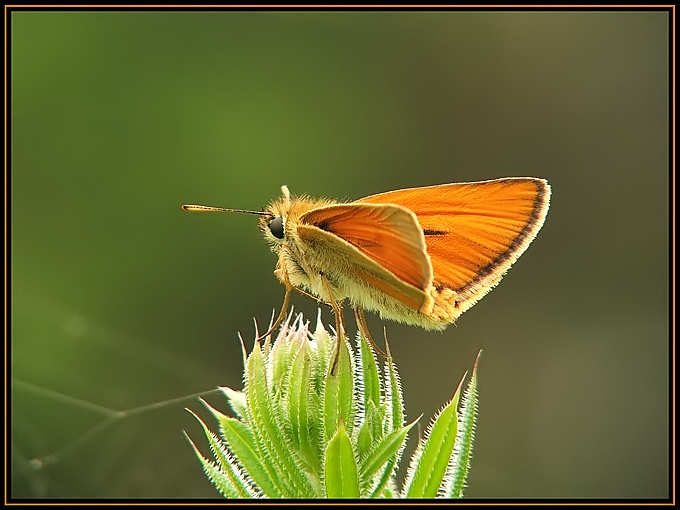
[181,204,272,217]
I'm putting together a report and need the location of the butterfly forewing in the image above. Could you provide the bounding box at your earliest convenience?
[358,178,551,295]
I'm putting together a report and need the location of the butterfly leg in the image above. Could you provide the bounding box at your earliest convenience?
[292,285,328,304]
[255,280,292,342]
[255,254,294,341]
[319,271,348,375]
[354,308,387,358]
[319,271,346,338]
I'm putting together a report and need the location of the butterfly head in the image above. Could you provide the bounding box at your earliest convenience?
[260,185,293,244]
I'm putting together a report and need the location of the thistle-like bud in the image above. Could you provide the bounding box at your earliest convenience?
[186,311,479,499]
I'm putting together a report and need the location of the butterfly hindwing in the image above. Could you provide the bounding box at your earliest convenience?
[297,203,433,310]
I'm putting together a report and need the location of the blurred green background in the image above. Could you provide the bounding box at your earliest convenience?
[10,10,669,499]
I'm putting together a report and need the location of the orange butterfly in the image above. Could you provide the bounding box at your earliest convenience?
[183,177,550,338]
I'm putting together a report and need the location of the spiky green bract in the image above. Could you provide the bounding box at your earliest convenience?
[401,351,481,499]
[443,350,480,498]
[325,420,359,498]
[185,311,479,499]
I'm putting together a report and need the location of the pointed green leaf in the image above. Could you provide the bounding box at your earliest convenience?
[357,399,379,459]
[358,333,381,409]
[324,420,359,498]
[204,402,281,498]
[384,340,404,432]
[187,438,241,498]
[312,313,332,380]
[403,376,464,498]
[446,352,480,498]
[323,337,355,441]
[360,419,416,486]
[268,328,294,394]
[184,413,254,498]
[220,386,247,422]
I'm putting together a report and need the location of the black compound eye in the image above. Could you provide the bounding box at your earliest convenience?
[269,215,284,239]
